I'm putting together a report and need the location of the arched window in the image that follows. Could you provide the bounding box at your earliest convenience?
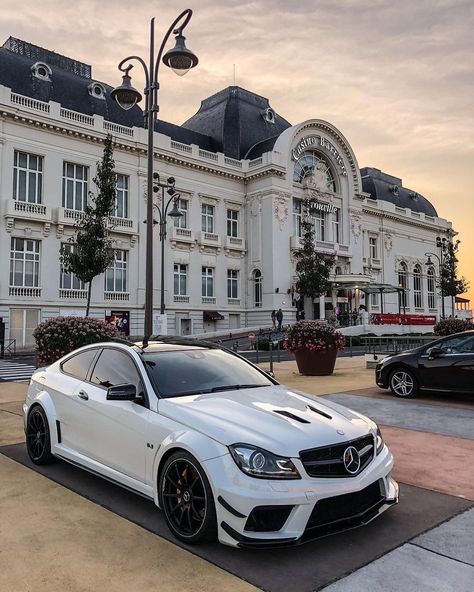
[293,152,336,191]
[427,266,436,310]
[254,269,262,308]
[413,264,423,308]
[398,262,408,308]
[335,266,342,276]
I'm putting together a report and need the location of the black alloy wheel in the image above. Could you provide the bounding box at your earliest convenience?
[159,451,217,545]
[389,367,418,398]
[26,406,55,465]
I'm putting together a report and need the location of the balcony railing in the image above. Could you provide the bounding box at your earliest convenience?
[227,298,241,306]
[59,289,87,299]
[174,295,190,303]
[225,236,246,251]
[104,291,129,301]
[55,207,85,225]
[197,231,221,248]
[5,199,52,222]
[170,226,195,244]
[202,296,216,304]
[9,287,42,297]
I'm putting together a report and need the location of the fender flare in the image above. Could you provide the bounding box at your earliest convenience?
[28,391,60,447]
[152,430,227,505]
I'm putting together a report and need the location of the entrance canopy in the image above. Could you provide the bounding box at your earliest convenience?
[339,283,406,314]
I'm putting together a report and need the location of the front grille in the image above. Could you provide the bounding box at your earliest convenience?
[305,480,384,536]
[300,434,374,478]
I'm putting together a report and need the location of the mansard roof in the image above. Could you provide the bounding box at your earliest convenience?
[361,167,438,217]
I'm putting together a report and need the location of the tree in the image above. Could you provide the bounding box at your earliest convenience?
[439,240,469,313]
[60,135,117,316]
[294,197,335,319]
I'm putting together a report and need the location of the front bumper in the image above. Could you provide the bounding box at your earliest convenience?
[375,364,389,388]
[204,445,398,548]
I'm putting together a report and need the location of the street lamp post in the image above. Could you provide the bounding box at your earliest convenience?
[152,174,183,315]
[111,10,198,346]
[426,236,448,320]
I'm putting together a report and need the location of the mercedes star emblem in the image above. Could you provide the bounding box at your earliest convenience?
[343,446,361,475]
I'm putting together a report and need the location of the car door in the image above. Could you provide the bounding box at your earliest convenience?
[52,348,100,452]
[419,335,474,392]
[75,347,149,482]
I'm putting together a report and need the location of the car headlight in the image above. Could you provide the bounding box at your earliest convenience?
[229,444,301,479]
[375,427,384,455]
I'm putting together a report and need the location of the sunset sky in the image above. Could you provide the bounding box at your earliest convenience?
[2,0,473,298]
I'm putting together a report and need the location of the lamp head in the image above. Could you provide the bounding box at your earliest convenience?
[168,199,184,218]
[426,255,433,266]
[111,67,142,110]
[162,33,198,76]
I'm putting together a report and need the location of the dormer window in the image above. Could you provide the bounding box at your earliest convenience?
[262,107,275,124]
[88,82,106,100]
[390,185,399,196]
[31,62,52,81]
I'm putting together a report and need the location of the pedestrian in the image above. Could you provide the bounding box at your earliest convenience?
[276,308,283,330]
[271,309,276,329]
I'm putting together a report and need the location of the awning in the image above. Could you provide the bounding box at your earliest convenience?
[203,310,224,322]
[455,296,470,303]
[342,283,405,294]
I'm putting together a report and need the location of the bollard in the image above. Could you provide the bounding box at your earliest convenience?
[269,340,274,375]
[255,338,259,364]
[233,341,238,352]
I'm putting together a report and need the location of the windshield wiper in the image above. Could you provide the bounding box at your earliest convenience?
[209,384,268,393]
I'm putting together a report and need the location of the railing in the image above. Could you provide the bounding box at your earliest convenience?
[361,335,435,355]
[110,216,134,229]
[11,92,50,113]
[0,338,16,358]
[9,287,42,297]
[338,244,350,252]
[62,208,85,222]
[228,298,240,306]
[171,140,192,154]
[174,295,190,303]
[224,156,243,168]
[202,296,216,304]
[249,157,263,168]
[199,149,218,161]
[59,289,87,299]
[104,291,129,301]
[103,121,134,137]
[200,232,219,243]
[60,108,94,126]
[13,201,47,216]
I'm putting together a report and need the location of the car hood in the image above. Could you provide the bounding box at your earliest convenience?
[158,385,374,457]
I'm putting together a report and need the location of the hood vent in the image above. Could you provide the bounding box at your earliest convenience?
[306,405,332,420]
[273,410,310,424]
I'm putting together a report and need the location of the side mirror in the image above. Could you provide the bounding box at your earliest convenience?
[428,346,443,359]
[107,383,138,401]
[265,370,275,379]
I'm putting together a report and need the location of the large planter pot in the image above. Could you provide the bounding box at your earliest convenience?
[294,348,337,376]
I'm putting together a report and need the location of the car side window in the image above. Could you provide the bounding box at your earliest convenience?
[90,349,142,390]
[61,349,98,380]
[427,335,474,355]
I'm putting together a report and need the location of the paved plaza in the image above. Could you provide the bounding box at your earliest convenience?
[0,357,472,592]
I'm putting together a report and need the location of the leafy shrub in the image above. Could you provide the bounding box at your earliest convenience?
[284,321,345,353]
[433,318,473,337]
[34,316,118,365]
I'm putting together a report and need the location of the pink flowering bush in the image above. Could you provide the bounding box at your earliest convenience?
[34,316,118,365]
[283,320,345,354]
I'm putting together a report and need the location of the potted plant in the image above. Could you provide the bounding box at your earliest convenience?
[284,320,345,376]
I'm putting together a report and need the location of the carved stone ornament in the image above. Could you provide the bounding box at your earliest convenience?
[5,217,14,232]
[43,222,51,237]
[56,224,64,239]
[384,233,393,252]
[249,195,261,217]
[350,215,362,242]
[274,194,289,230]
[130,234,138,248]
[303,160,331,192]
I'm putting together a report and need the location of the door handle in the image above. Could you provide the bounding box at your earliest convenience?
[78,390,89,401]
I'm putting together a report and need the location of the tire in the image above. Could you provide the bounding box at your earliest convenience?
[389,367,418,398]
[26,405,55,465]
[159,450,217,545]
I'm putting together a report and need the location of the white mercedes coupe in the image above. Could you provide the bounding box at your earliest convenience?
[24,339,398,547]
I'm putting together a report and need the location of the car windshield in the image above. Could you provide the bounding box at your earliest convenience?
[143,348,273,398]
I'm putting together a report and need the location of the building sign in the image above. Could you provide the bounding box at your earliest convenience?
[292,135,347,176]
[153,313,168,336]
[310,201,337,214]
